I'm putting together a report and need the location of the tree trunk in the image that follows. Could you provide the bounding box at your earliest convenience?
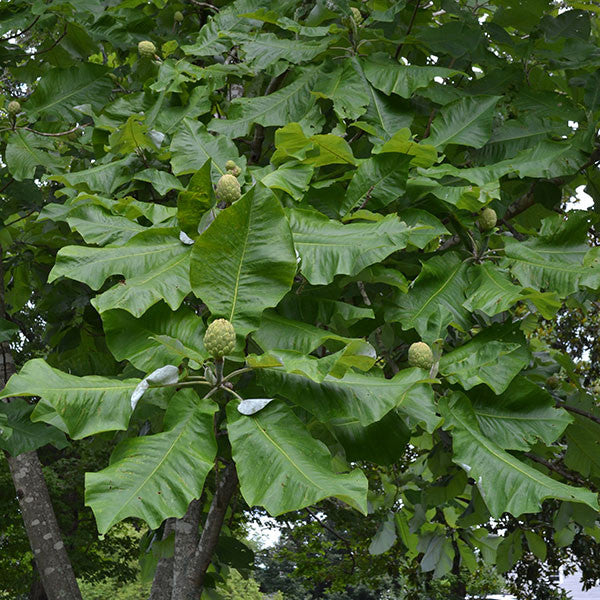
[149,519,176,600]
[149,462,238,599]
[177,462,238,599]
[171,499,201,594]
[6,450,83,600]
[1,246,82,600]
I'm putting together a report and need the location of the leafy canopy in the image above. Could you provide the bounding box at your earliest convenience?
[1,0,600,592]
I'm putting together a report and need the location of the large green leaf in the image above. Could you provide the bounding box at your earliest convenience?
[428,96,501,149]
[64,204,147,246]
[85,389,217,534]
[227,401,368,515]
[49,157,136,196]
[468,377,572,450]
[49,228,192,317]
[439,324,531,394]
[181,0,262,56]
[238,33,333,69]
[440,393,599,518]
[363,53,462,98]
[312,59,370,120]
[0,399,68,456]
[5,131,70,181]
[288,208,415,285]
[25,63,112,119]
[190,185,297,335]
[0,359,138,439]
[169,119,241,177]
[342,153,412,215]
[463,263,526,316]
[386,253,470,342]
[258,366,437,428]
[331,409,410,465]
[504,212,600,297]
[102,302,207,372]
[564,396,600,478]
[208,68,319,137]
[253,310,375,358]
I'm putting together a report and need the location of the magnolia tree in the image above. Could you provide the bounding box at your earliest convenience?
[1,0,600,599]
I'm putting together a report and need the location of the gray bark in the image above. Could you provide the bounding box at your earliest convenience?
[178,462,238,599]
[149,518,175,600]
[171,499,201,596]
[7,450,82,600]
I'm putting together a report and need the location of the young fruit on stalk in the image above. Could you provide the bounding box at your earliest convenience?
[138,40,156,58]
[204,319,236,358]
[408,342,434,370]
[6,101,20,116]
[174,10,184,22]
[225,160,242,177]
[478,207,497,231]
[216,173,241,204]
[351,7,363,24]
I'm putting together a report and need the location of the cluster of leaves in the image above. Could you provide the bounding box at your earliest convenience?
[1,0,600,596]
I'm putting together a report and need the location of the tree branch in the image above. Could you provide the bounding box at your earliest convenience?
[524,452,589,488]
[149,519,176,600]
[395,0,421,60]
[0,16,40,41]
[180,461,238,598]
[171,500,202,597]
[305,507,356,575]
[249,72,288,164]
[357,281,400,374]
[558,402,600,427]
[23,123,90,137]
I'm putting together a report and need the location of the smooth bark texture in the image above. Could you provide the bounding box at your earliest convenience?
[149,518,176,600]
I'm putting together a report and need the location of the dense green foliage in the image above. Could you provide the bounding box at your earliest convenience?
[1,0,600,597]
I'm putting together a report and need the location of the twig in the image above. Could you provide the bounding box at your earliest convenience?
[1,210,36,230]
[23,123,90,137]
[504,183,536,221]
[221,366,253,383]
[558,402,600,427]
[524,452,589,487]
[500,218,525,240]
[34,23,68,55]
[305,507,356,575]
[249,72,288,163]
[0,16,40,42]
[188,0,219,10]
[439,234,460,251]
[357,281,400,374]
[220,386,244,402]
[395,0,421,60]
[0,178,14,195]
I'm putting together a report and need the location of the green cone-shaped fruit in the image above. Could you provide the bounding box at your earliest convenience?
[138,40,156,58]
[408,342,434,370]
[546,375,560,390]
[351,7,363,24]
[478,207,497,231]
[216,173,241,204]
[204,319,236,358]
[7,101,20,115]
[174,10,184,22]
